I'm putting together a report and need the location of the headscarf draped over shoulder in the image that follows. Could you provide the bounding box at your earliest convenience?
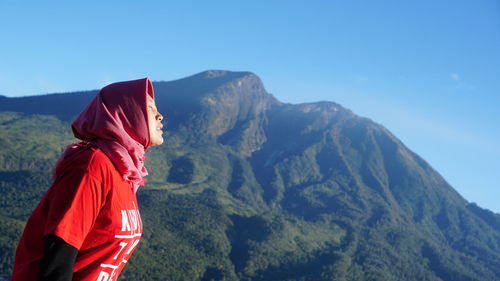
[55,78,155,193]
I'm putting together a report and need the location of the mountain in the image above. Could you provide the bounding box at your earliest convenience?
[0,70,499,281]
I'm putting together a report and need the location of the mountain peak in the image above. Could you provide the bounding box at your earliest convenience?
[204,70,242,78]
[188,69,254,81]
[294,101,345,114]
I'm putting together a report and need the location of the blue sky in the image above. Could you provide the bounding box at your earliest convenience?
[1,1,499,213]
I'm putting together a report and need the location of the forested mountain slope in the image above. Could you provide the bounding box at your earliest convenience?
[1,70,499,280]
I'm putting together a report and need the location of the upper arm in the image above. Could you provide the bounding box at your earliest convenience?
[44,168,107,249]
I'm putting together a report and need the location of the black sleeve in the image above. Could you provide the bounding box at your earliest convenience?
[39,234,78,281]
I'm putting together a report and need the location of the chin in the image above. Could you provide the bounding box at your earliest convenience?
[151,137,164,146]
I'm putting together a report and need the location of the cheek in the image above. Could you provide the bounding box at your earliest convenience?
[148,113,155,127]
[148,119,155,137]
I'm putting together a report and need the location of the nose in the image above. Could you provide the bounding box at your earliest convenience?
[157,112,163,121]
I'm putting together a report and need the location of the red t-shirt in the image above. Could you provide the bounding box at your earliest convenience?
[12,147,142,281]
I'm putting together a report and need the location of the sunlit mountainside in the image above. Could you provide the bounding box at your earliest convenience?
[1,70,499,281]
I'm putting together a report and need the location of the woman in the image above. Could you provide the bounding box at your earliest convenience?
[12,78,164,281]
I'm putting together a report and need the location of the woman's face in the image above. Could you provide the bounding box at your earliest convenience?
[147,95,164,146]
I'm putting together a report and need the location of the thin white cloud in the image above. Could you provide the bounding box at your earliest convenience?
[445,73,476,91]
[449,73,460,81]
[353,75,369,83]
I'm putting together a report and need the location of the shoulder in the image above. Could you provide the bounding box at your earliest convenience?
[49,147,116,197]
[86,148,120,180]
[88,148,113,168]
[61,147,117,181]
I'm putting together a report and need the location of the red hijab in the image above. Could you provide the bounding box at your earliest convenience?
[55,78,154,193]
